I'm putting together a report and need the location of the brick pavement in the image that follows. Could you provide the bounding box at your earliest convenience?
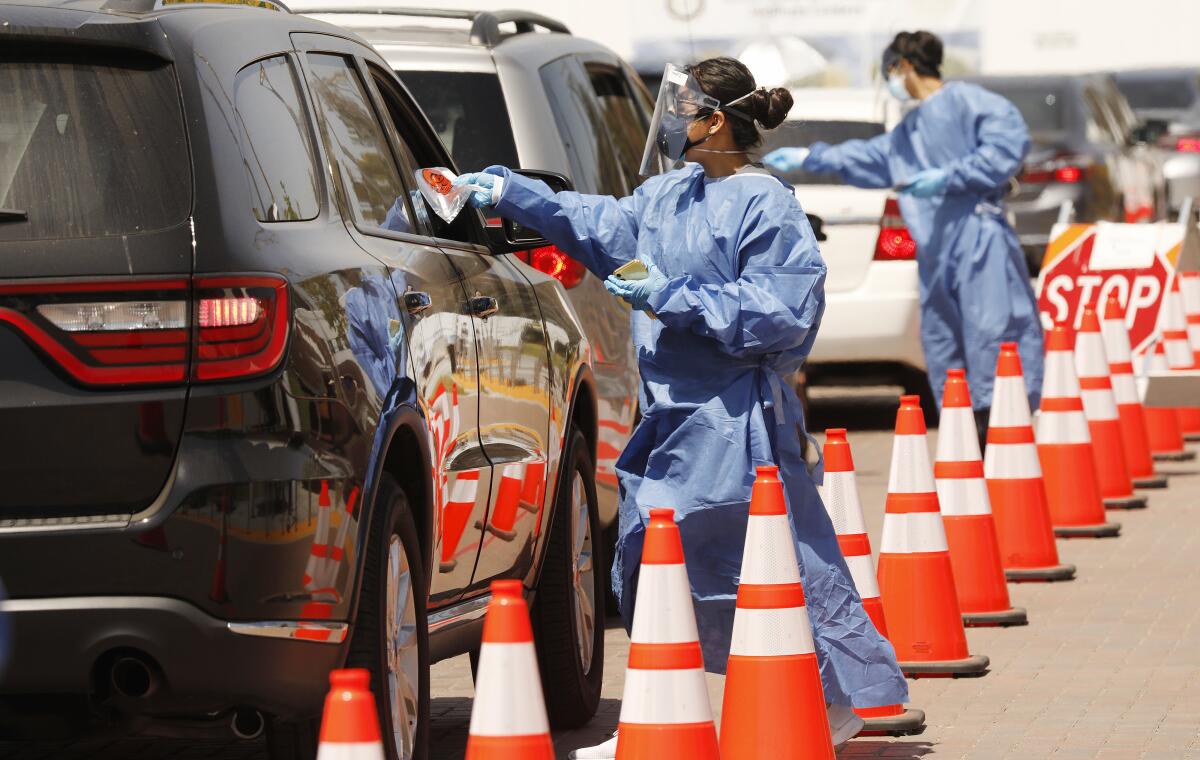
[430,391,1200,759]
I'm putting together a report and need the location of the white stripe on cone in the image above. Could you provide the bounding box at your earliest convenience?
[468,642,551,736]
[1037,410,1091,444]
[629,564,700,644]
[845,553,881,598]
[1162,284,1194,369]
[1043,351,1082,398]
[935,408,982,462]
[730,606,815,657]
[1110,373,1140,405]
[880,513,949,554]
[990,376,1034,427]
[984,442,1043,479]
[936,478,992,517]
[1080,389,1119,421]
[740,514,802,584]
[818,471,867,535]
[317,742,385,759]
[619,669,713,724]
[888,435,936,493]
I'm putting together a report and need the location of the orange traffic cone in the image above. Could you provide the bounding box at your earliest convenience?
[935,370,1027,627]
[820,431,926,736]
[1160,276,1200,439]
[720,465,836,759]
[316,669,385,760]
[466,580,554,760]
[984,343,1076,582]
[1101,296,1168,488]
[1075,307,1146,509]
[1178,271,1200,440]
[615,508,719,760]
[1037,325,1121,538]
[1142,341,1194,461]
[877,395,989,677]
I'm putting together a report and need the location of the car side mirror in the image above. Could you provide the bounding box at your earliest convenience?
[486,170,574,254]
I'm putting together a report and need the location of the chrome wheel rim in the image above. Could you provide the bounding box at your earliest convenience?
[570,470,596,673]
[386,534,419,760]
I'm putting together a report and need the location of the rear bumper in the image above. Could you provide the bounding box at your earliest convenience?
[808,261,923,369]
[0,595,343,718]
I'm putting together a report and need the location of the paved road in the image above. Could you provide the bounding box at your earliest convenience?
[4,389,1199,759]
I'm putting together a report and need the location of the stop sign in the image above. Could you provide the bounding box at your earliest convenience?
[1037,224,1171,357]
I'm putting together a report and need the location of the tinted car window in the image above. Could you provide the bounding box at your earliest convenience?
[540,57,626,195]
[0,47,190,242]
[234,56,320,222]
[1117,75,1198,111]
[587,66,647,192]
[304,53,413,235]
[399,70,519,172]
[368,63,479,245]
[759,120,885,185]
[985,85,1066,135]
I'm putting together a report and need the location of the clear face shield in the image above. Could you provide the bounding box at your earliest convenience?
[639,63,756,177]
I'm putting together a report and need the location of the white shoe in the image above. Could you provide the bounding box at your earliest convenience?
[827,703,865,748]
[567,731,618,759]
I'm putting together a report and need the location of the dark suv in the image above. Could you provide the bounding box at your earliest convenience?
[0,2,607,758]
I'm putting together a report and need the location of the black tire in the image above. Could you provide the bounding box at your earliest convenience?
[267,474,430,760]
[532,428,605,729]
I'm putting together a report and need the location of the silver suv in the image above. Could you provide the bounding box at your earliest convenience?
[295,6,649,547]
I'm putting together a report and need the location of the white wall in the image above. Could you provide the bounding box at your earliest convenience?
[979,0,1200,74]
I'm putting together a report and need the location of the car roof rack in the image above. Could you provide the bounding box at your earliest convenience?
[97,0,291,13]
[293,7,570,47]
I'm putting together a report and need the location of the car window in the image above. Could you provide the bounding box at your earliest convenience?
[233,56,320,222]
[587,65,647,192]
[367,63,482,246]
[398,70,519,172]
[0,46,191,242]
[540,56,626,196]
[304,53,415,235]
[1116,75,1197,111]
[985,84,1066,136]
[759,120,885,185]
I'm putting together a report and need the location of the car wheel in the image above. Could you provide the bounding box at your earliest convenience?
[347,474,430,760]
[532,427,605,729]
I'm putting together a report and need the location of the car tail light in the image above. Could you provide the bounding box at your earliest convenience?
[0,275,289,387]
[1020,156,1089,184]
[515,245,587,289]
[1175,136,1200,152]
[874,197,917,261]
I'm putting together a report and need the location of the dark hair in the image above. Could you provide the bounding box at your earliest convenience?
[687,57,793,149]
[885,31,943,79]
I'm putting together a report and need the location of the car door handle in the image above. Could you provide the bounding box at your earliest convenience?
[404,291,432,315]
[467,295,499,320]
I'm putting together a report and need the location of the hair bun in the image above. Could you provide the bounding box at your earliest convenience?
[752,87,793,130]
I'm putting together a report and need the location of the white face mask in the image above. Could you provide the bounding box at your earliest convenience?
[887,72,912,102]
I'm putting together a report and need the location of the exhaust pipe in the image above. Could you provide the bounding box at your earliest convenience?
[109,655,160,699]
[231,708,265,740]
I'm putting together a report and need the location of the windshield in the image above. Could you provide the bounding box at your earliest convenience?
[759,120,885,185]
[985,84,1067,135]
[398,70,520,172]
[0,47,191,242]
[1116,75,1198,111]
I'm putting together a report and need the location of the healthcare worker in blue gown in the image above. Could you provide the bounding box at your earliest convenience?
[455,57,907,758]
[766,31,1044,442]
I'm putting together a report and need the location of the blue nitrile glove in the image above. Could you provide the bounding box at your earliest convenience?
[900,168,948,198]
[604,261,668,311]
[762,146,811,173]
[453,171,504,208]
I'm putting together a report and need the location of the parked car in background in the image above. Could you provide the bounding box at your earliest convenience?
[1114,67,1200,214]
[759,89,933,415]
[963,73,1167,272]
[293,4,646,543]
[0,2,609,757]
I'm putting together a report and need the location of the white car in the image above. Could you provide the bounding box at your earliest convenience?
[761,89,931,406]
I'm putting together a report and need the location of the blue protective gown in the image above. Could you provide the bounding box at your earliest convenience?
[487,163,908,709]
[805,81,1044,410]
